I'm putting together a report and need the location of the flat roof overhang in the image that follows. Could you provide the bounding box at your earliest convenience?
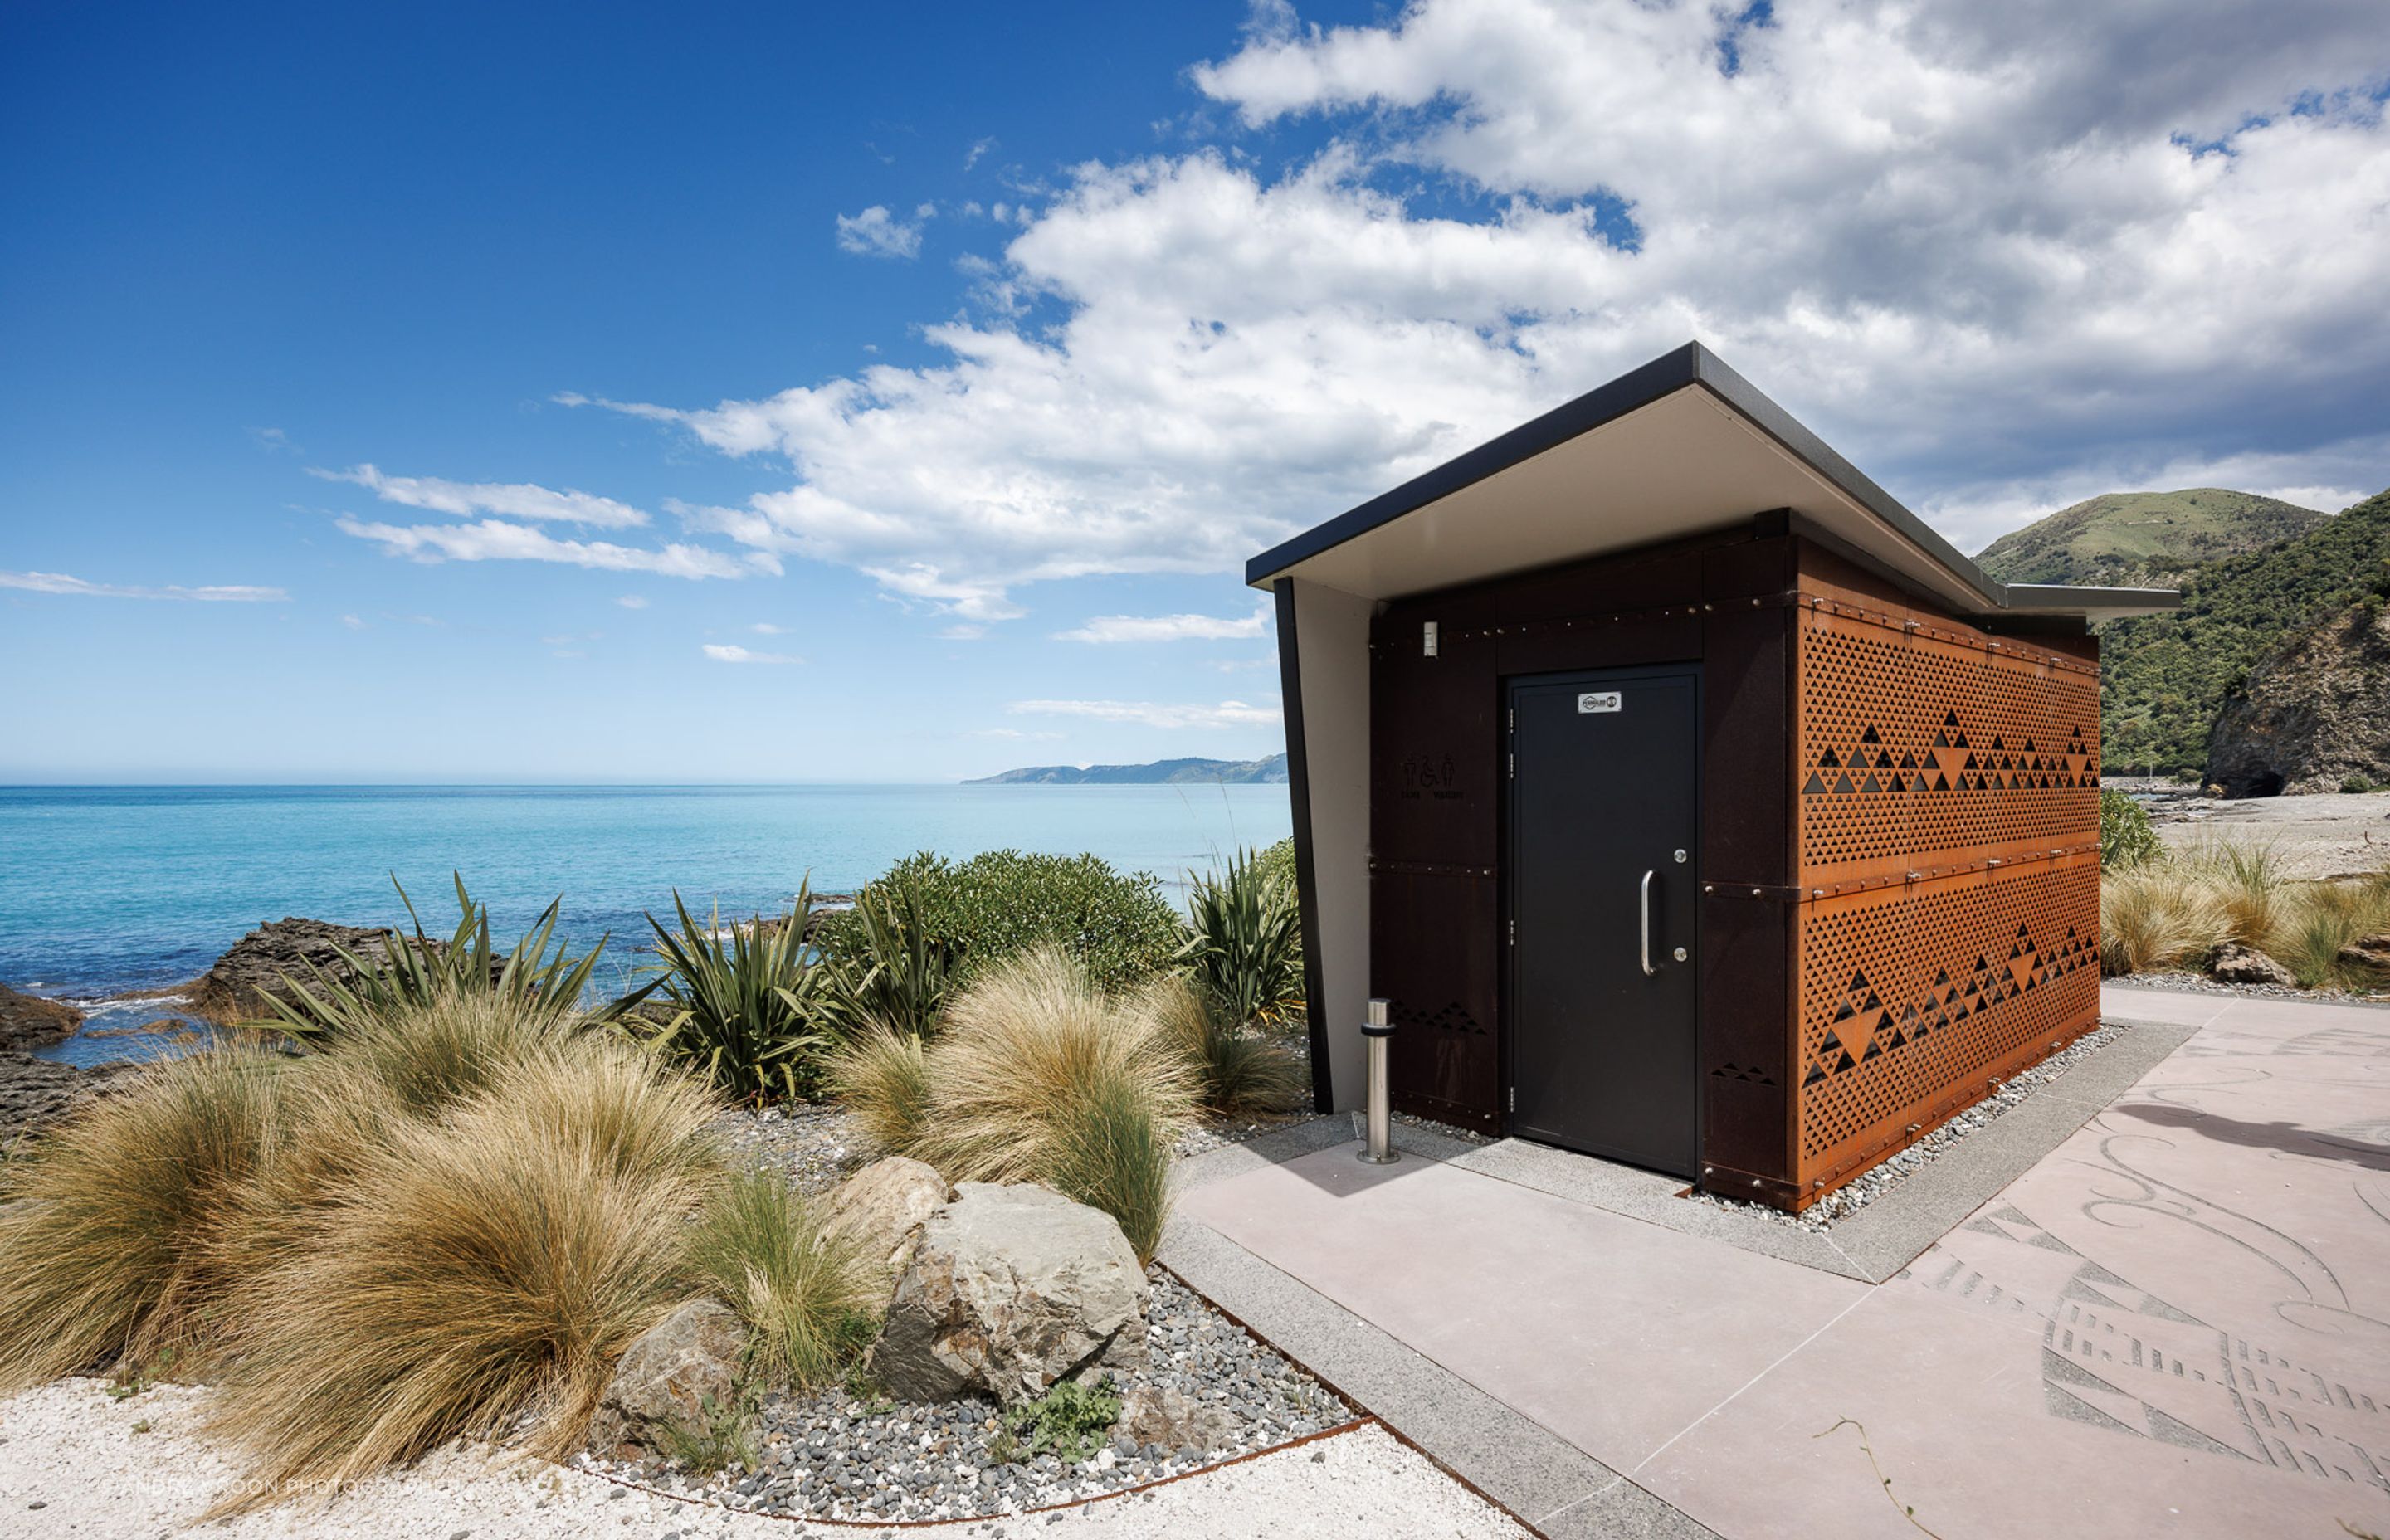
[1246,343,2180,621]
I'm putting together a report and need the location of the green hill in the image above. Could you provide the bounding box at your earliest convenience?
[1975,488,2324,587]
[2099,488,2390,775]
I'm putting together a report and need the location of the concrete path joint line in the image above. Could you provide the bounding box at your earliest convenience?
[1626,1290,1875,1478]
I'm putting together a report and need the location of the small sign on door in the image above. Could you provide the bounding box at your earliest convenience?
[1578,690,1622,714]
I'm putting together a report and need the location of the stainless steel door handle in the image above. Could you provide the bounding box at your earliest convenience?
[1640,869,1656,976]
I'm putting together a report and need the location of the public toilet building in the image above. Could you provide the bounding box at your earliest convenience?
[1252,344,2178,1210]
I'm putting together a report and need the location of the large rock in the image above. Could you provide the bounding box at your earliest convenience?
[2207,602,2390,797]
[822,1156,949,1285]
[869,1182,1147,1406]
[585,1300,749,1460]
[188,918,412,1022]
[0,1052,134,1150]
[0,984,81,1052]
[2338,933,2390,978]
[2209,943,2297,987]
[1116,1385,1236,1455]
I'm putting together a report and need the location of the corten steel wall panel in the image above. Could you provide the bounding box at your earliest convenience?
[1792,855,2099,1189]
[1787,539,2102,1203]
[1373,869,1502,1131]
[1696,602,1796,1185]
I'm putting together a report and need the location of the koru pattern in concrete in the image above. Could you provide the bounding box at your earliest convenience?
[1170,987,2390,1538]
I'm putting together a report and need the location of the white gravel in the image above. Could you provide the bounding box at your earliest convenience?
[0,1377,1533,1540]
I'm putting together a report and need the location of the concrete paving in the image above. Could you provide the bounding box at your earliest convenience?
[1167,987,2390,1538]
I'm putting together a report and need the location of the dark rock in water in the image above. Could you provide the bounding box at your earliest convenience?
[0,1051,134,1148]
[0,984,81,1052]
[188,917,409,1022]
[2207,602,2390,797]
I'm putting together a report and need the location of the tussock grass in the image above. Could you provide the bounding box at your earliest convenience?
[826,1020,931,1153]
[686,1171,878,1391]
[0,986,737,1508]
[207,992,583,1286]
[1136,973,1307,1118]
[918,948,1196,1187]
[2100,837,2390,990]
[0,1049,283,1391]
[207,1105,709,1507]
[836,948,1196,1263]
[2100,867,2231,976]
[2174,839,2292,947]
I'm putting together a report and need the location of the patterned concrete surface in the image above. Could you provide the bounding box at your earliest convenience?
[1175,987,2390,1538]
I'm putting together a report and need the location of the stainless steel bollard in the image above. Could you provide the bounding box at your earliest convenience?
[1358,997,1397,1164]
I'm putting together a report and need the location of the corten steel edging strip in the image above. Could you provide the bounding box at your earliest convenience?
[1273,577,1337,1115]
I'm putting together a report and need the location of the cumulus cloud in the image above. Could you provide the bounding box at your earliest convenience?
[835,204,929,258]
[702,643,804,664]
[564,0,2389,613]
[1008,698,1281,729]
[1052,604,1271,642]
[312,464,648,529]
[0,570,288,602]
[335,516,754,579]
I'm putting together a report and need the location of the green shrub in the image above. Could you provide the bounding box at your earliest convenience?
[2099,790,2161,870]
[2344,776,2378,794]
[816,876,954,1040]
[1181,845,1305,1031]
[0,1049,285,1390]
[1002,1375,1121,1462]
[255,874,610,1038]
[642,885,835,1102]
[813,850,1184,997]
[1137,972,1307,1118]
[685,1171,880,1392]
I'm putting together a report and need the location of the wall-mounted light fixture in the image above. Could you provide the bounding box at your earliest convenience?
[1422,621,1439,658]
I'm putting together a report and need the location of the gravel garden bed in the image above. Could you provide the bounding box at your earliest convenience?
[1685,1021,2129,1231]
[575,1267,1355,1523]
[2106,972,2385,1004]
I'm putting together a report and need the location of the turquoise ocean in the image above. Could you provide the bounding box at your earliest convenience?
[0,784,1291,1064]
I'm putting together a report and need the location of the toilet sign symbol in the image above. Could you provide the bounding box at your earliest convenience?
[1578,691,1622,714]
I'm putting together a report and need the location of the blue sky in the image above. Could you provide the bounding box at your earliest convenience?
[4,1,2386,782]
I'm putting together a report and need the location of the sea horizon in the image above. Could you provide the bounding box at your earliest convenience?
[0,782,1294,1050]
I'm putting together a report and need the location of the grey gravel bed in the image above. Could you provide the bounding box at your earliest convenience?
[719,1031,1322,1176]
[1686,1021,2129,1232]
[575,1268,1354,1523]
[2109,971,2383,1004]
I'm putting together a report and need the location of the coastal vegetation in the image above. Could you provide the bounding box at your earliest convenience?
[2099,827,2390,989]
[643,885,836,1102]
[836,947,1197,1263]
[0,837,1312,1501]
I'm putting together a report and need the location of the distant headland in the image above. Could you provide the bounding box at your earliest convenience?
[964,753,1289,786]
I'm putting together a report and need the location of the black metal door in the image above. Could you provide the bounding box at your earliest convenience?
[1507,666,1700,1173]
